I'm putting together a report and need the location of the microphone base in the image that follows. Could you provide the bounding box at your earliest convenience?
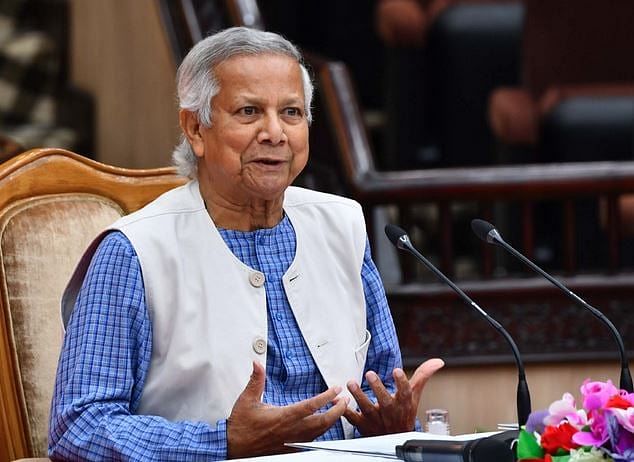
[396,430,517,462]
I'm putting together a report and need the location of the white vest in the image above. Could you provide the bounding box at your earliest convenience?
[63,181,371,439]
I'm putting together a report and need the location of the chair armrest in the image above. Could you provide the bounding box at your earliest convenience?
[13,459,52,461]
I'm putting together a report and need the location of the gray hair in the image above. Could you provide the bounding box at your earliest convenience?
[172,27,314,178]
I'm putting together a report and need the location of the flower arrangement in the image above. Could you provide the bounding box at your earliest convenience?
[517,379,634,461]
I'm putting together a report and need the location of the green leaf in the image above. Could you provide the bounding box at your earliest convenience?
[517,429,544,459]
[550,455,571,462]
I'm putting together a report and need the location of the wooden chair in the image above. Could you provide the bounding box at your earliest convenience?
[0,148,185,461]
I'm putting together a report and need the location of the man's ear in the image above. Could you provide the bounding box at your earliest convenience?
[179,109,205,158]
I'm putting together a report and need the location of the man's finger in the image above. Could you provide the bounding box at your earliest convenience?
[240,361,266,401]
[393,368,413,404]
[301,396,349,437]
[410,358,444,402]
[342,406,364,428]
[321,396,349,423]
[366,371,393,408]
[288,386,342,419]
[347,380,377,416]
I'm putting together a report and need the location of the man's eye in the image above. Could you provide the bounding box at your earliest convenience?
[239,107,257,116]
[283,107,302,117]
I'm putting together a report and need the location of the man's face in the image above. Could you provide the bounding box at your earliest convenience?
[190,53,309,204]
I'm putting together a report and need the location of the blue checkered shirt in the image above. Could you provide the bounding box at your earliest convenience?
[49,216,403,461]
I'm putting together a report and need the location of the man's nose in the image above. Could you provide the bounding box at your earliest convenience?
[257,114,287,145]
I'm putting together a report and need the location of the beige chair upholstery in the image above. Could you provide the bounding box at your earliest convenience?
[0,148,185,461]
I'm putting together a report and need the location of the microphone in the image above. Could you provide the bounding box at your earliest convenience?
[471,218,633,392]
[385,224,532,426]
[396,432,515,462]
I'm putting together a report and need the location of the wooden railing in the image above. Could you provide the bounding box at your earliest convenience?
[315,60,634,365]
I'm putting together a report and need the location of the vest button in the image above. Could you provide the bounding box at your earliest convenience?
[249,271,265,287]
[253,337,267,354]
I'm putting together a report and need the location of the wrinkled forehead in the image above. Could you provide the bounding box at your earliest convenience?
[213,52,303,81]
[212,53,305,102]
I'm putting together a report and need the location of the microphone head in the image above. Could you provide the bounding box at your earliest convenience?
[471,219,499,244]
[385,224,408,247]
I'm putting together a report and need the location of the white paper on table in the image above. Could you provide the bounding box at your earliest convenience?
[232,449,398,461]
[497,423,519,431]
[286,430,503,458]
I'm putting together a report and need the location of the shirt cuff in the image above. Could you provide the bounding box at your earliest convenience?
[216,418,229,459]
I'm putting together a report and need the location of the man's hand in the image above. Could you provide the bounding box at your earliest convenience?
[226,362,349,459]
[343,358,444,436]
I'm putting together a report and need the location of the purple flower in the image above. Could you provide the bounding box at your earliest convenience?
[611,407,634,434]
[612,452,634,462]
[607,413,634,460]
[526,409,549,434]
[615,432,634,459]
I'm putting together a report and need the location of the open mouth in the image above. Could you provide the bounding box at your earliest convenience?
[254,158,285,166]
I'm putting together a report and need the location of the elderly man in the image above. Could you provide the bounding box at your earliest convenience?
[49,27,443,460]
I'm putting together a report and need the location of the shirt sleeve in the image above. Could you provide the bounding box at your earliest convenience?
[360,237,402,392]
[358,237,423,434]
[48,231,229,461]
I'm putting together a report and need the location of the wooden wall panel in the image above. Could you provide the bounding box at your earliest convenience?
[418,361,620,434]
[69,0,180,169]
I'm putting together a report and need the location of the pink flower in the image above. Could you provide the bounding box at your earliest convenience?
[572,410,609,447]
[580,379,619,411]
[545,393,587,428]
[519,379,634,461]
